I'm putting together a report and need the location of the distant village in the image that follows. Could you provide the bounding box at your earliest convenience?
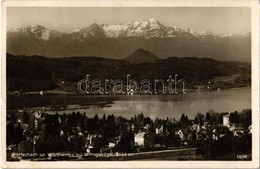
[6,108,252,161]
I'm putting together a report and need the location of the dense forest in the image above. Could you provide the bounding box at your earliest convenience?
[7,53,250,92]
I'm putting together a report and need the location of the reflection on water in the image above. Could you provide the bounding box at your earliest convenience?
[8,87,251,119]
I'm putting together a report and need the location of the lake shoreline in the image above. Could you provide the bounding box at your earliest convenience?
[7,85,251,97]
[7,87,251,119]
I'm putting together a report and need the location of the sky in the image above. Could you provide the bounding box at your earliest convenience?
[6,7,250,35]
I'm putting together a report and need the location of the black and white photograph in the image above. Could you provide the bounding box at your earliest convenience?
[1,0,259,168]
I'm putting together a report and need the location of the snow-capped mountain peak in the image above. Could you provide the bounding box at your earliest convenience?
[101,18,168,38]
[8,18,248,41]
[69,28,81,34]
[149,17,157,22]
[72,23,106,39]
[200,30,212,36]
[30,25,50,41]
[6,19,211,40]
[10,25,51,41]
[6,19,250,62]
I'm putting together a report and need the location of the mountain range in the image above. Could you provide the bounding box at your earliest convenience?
[7,18,250,62]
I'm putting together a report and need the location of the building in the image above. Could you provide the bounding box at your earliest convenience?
[223,114,230,127]
[15,110,30,124]
[156,125,164,135]
[248,125,252,134]
[134,132,146,146]
[229,124,245,137]
[175,129,184,140]
[212,129,218,140]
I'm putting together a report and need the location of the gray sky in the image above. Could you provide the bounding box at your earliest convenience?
[7,7,250,35]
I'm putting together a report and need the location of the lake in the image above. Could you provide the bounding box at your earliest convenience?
[7,87,251,119]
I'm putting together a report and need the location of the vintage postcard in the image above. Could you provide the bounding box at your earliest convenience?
[1,0,259,168]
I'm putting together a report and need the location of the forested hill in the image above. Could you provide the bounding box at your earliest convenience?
[7,53,251,92]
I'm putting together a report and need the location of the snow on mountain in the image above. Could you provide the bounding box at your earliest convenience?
[199,30,212,36]
[102,18,171,38]
[99,17,206,39]
[6,19,250,62]
[8,18,247,40]
[69,28,81,34]
[30,25,50,40]
[9,25,51,41]
[69,23,106,40]
[9,18,250,41]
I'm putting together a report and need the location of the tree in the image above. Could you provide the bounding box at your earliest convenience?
[7,120,15,145]
[154,117,160,128]
[15,123,23,144]
[166,131,181,146]
[194,116,199,124]
[118,130,134,153]
[205,112,211,123]
[137,113,144,126]
[185,115,189,124]
[229,111,239,124]
[143,116,152,126]
[180,113,186,125]
[104,114,116,137]
[229,112,235,123]
[107,114,115,125]
[102,114,106,122]
[239,109,252,128]
[179,113,189,126]
[94,114,99,122]
[195,112,205,125]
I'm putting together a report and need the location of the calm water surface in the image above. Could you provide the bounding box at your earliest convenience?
[7,87,251,119]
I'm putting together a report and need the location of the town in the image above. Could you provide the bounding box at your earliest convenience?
[6,109,252,161]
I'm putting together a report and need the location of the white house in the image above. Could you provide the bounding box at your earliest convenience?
[134,132,146,146]
[248,125,252,134]
[156,125,164,135]
[212,129,218,140]
[175,129,184,140]
[223,114,230,127]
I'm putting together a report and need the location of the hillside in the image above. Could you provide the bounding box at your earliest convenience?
[125,48,160,64]
[6,53,251,92]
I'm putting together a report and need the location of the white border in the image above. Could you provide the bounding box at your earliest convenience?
[1,0,259,168]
